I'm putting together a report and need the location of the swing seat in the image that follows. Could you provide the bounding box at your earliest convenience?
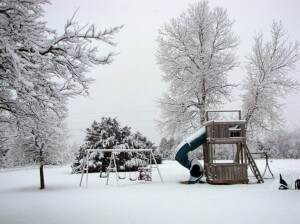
[118,166,126,179]
[99,166,109,178]
[138,167,152,181]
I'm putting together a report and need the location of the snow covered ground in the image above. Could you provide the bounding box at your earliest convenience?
[0,160,299,224]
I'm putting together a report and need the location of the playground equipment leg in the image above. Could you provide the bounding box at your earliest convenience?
[151,151,164,183]
[106,152,119,186]
[86,151,89,188]
[79,160,85,187]
[79,151,90,187]
[106,153,113,185]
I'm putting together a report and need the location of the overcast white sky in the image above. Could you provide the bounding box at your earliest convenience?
[43,0,300,145]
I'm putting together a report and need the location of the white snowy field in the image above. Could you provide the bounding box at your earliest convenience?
[0,160,299,224]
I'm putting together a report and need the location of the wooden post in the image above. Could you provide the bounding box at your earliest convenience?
[234,145,240,163]
[239,144,244,164]
[205,111,209,121]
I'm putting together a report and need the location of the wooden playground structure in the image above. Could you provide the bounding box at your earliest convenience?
[203,110,264,184]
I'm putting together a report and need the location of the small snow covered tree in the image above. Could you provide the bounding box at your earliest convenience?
[159,137,175,160]
[71,117,156,173]
[4,111,68,189]
[156,1,239,136]
[0,0,122,189]
[242,21,300,135]
[159,138,168,159]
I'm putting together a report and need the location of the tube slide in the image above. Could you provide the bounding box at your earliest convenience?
[175,126,207,184]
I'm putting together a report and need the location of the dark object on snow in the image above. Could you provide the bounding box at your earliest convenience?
[280,174,288,186]
[295,179,300,190]
[279,174,289,190]
[190,164,201,177]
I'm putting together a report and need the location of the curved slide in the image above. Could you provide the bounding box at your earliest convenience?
[175,126,207,184]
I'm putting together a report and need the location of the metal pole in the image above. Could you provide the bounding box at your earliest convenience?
[151,151,164,183]
[79,153,85,187]
[106,152,113,185]
[150,151,152,179]
[112,153,119,186]
[86,150,90,188]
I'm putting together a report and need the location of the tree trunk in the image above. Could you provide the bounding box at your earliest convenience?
[40,164,45,189]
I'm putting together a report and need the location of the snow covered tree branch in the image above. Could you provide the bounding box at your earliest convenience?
[242,21,300,135]
[0,0,122,126]
[156,1,239,136]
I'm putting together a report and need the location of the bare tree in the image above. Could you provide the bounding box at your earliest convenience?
[5,111,68,189]
[0,0,122,189]
[242,21,300,135]
[156,1,239,136]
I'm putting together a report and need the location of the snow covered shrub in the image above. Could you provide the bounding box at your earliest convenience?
[71,144,106,173]
[71,117,156,173]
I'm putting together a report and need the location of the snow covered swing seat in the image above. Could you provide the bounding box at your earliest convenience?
[79,149,164,187]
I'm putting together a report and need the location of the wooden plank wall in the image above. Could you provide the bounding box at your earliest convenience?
[207,163,248,184]
[206,124,245,139]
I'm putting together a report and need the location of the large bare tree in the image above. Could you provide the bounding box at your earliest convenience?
[242,21,300,135]
[156,1,239,137]
[0,0,122,189]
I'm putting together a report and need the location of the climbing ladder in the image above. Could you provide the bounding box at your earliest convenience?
[244,144,264,183]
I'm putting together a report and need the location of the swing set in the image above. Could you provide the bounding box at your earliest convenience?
[100,153,152,181]
[79,149,164,187]
[250,152,274,179]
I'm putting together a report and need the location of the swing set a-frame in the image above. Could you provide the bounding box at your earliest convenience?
[79,149,164,187]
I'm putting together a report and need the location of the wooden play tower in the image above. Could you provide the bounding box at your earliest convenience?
[203,110,263,184]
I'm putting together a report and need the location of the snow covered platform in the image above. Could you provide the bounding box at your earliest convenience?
[0,160,299,224]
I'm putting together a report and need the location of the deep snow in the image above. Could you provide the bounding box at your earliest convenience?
[0,160,299,224]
